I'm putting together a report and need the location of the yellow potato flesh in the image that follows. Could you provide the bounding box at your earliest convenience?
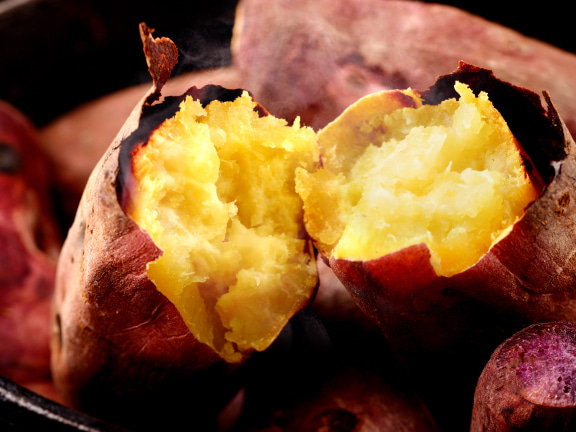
[129,92,319,363]
[296,83,539,277]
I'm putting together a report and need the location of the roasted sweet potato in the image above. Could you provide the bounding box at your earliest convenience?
[0,100,61,401]
[51,25,318,430]
[471,321,576,431]
[232,0,576,137]
[296,62,576,353]
[38,0,576,235]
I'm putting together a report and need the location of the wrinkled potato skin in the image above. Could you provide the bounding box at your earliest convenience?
[0,100,61,401]
[50,90,235,431]
[329,63,576,351]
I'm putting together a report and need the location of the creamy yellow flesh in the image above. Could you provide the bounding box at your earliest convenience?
[129,92,319,363]
[296,83,539,277]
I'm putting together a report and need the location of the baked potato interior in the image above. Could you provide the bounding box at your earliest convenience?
[128,92,319,363]
[296,82,540,277]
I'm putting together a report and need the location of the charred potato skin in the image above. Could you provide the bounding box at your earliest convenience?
[38,67,243,229]
[50,87,258,430]
[330,62,576,351]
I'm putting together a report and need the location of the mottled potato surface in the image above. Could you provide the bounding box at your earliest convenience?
[128,92,319,362]
[471,322,576,432]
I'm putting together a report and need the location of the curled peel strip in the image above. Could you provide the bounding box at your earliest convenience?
[139,22,179,105]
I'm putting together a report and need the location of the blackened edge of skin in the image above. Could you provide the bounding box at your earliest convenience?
[116,85,255,213]
[422,61,566,186]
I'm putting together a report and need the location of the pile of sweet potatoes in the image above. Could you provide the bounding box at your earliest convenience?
[4,1,576,431]
[0,100,61,402]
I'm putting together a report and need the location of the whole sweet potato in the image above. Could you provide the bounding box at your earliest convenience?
[241,366,438,432]
[232,0,576,137]
[51,25,319,430]
[471,321,576,432]
[0,100,61,401]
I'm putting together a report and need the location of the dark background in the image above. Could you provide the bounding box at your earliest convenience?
[0,0,238,126]
[0,0,571,430]
[0,0,572,127]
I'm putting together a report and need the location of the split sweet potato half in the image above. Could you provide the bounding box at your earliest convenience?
[51,25,318,430]
[297,61,576,351]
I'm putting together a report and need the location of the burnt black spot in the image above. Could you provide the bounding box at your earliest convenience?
[501,406,514,418]
[521,155,534,175]
[184,85,246,107]
[0,143,22,174]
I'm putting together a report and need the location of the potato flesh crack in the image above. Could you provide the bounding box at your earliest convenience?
[129,92,319,363]
[296,83,540,277]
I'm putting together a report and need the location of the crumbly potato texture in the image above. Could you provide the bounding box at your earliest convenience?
[296,83,539,277]
[129,92,319,363]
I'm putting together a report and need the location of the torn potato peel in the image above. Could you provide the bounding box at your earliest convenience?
[297,62,576,350]
[121,87,319,363]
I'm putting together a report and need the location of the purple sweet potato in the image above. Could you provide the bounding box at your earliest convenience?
[471,321,576,431]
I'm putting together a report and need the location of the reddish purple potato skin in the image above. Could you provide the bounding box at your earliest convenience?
[471,321,576,432]
[232,0,576,136]
[0,100,61,401]
[232,316,439,432]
